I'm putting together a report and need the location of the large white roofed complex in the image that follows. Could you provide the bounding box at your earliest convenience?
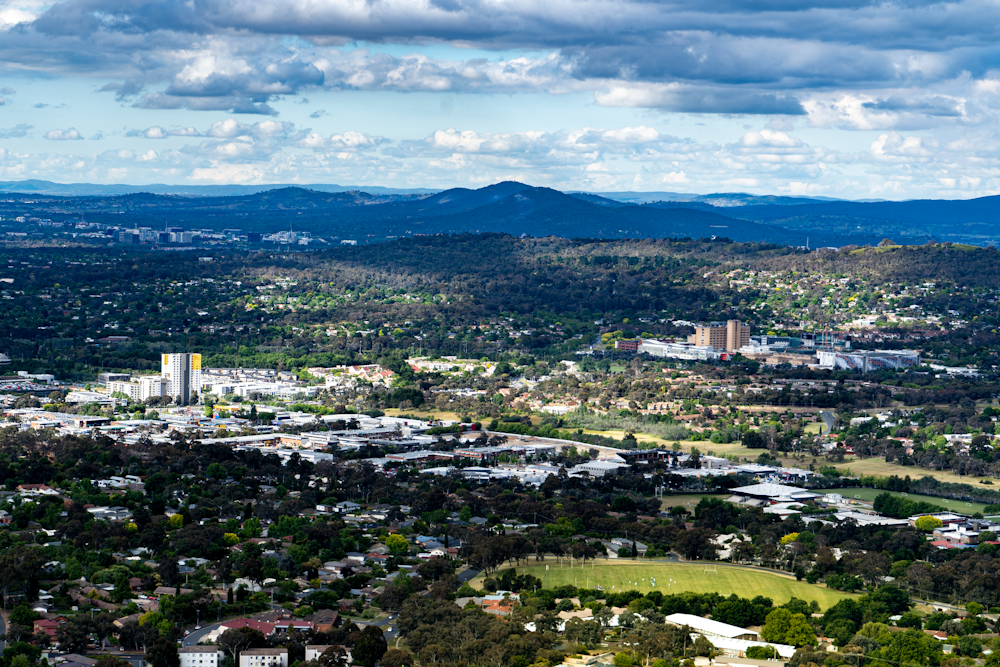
[664,613,759,640]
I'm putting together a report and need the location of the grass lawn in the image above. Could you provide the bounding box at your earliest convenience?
[827,487,995,515]
[576,430,759,460]
[473,561,855,610]
[659,494,725,512]
[829,457,998,489]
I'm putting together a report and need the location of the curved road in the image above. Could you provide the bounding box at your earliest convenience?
[819,411,836,436]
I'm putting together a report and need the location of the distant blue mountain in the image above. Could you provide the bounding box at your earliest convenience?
[1,179,994,246]
[0,179,434,197]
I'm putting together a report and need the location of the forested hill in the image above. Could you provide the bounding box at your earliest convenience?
[671,195,1000,246]
[309,234,1000,292]
[0,182,889,247]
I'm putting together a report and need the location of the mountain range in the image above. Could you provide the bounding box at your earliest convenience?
[1,179,998,247]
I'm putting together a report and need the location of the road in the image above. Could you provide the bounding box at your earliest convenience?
[457,569,480,583]
[0,608,6,652]
[182,620,226,647]
[819,411,836,436]
[356,614,399,643]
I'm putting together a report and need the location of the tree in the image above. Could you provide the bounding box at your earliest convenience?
[56,619,91,653]
[613,653,634,667]
[318,647,350,667]
[148,639,181,667]
[385,534,408,555]
[92,612,117,649]
[565,618,603,648]
[94,657,132,667]
[241,558,264,589]
[117,620,159,652]
[353,625,388,667]
[380,648,413,667]
[784,615,817,647]
[9,604,39,626]
[914,516,943,532]
[958,635,982,657]
[762,608,816,645]
[746,647,779,660]
[217,627,266,662]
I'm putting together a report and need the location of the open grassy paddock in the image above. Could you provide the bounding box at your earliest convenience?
[827,487,995,515]
[829,457,998,489]
[659,494,725,512]
[474,560,856,610]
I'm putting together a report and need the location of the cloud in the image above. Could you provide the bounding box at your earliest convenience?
[44,128,83,140]
[126,125,202,138]
[206,119,293,139]
[595,83,806,115]
[127,126,166,139]
[309,109,327,118]
[298,130,386,151]
[0,87,15,96]
[0,124,32,139]
[99,80,145,102]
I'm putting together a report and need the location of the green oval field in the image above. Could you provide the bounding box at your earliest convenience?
[473,560,857,610]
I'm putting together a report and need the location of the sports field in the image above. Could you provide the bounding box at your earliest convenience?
[475,560,856,610]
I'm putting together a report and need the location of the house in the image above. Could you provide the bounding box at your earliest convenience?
[34,618,63,637]
[203,618,275,643]
[335,501,361,513]
[17,484,59,496]
[308,609,339,633]
[274,619,313,633]
[179,647,224,667]
[239,649,288,667]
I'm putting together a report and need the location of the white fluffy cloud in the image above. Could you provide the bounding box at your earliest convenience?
[44,128,83,141]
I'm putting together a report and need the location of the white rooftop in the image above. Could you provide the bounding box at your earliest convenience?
[665,613,759,639]
[729,483,818,500]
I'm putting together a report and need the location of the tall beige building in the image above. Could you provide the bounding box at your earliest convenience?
[688,320,750,352]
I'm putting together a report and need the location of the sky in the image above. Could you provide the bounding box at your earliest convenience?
[1,0,1000,198]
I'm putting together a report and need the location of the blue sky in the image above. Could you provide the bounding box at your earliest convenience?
[1,0,999,198]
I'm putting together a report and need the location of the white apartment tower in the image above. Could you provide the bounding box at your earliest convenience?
[161,353,202,405]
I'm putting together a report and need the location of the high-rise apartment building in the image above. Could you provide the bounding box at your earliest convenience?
[688,320,750,352]
[161,353,202,405]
